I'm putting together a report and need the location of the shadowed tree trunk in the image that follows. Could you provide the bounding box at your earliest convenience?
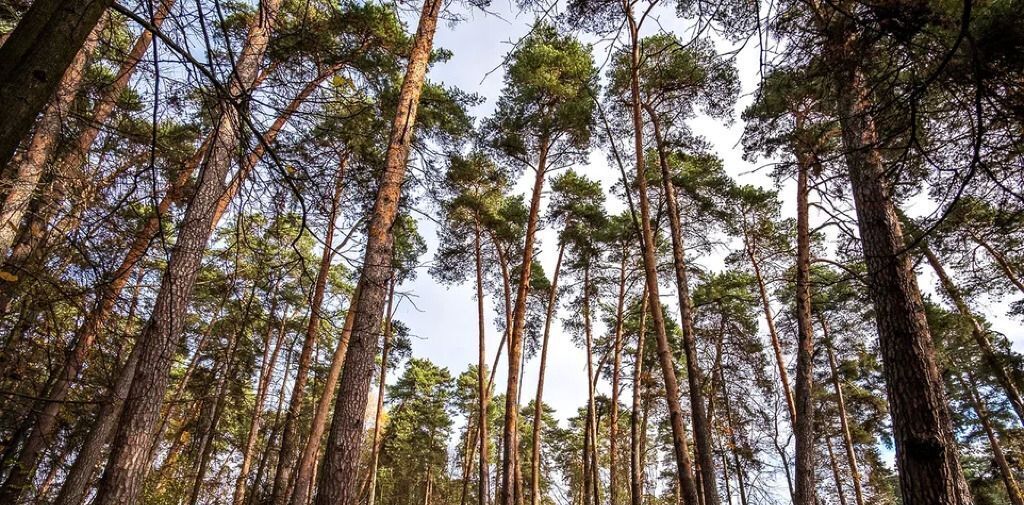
[92,2,283,502]
[272,156,348,505]
[922,244,1024,425]
[0,0,112,168]
[630,289,648,505]
[313,0,442,502]
[828,16,973,500]
[609,252,628,505]
[792,140,816,505]
[365,280,396,505]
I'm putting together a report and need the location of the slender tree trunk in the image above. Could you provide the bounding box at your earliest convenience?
[792,143,816,505]
[719,371,747,505]
[0,19,101,257]
[0,0,112,168]
[647,105,717,505]
[272,157,349,505]
[501,135,548,505]
[476,222,491,505]
[746,244,796,423]
[960,372,1024,505]
[923,244,1024,425]
[233,297,291,505]
[531,241,564,505]
[630,289,648,505]
[609,252,628,505]
[971,234,1024,295]
[829,20,972,501]
[92,2,283,502]
[584,264,601,505]
[624,11,699,505]
[313,0,442,501]
[285,159,353,505]
[365,280,397,505]
[821,319,865,505]
[825,436,849,505]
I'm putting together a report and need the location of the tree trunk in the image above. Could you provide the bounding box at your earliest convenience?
[792,144,816,505]
[746,244,796,423]
[960,372,1024,505]
[830,24,972,501]
[531,241,564,505]
[476,222,491,505]
[0,0,112,168]
[92,2,283,501]
[922,244,1024,425]
[609,252,628,505]
[584,264,602,505]
[624,11,699,505]
[365,280,397,505]
[233,296,291,505]
[313,0,442,501]
[0,18,101,258]
[274,156,349,505]
[825,437,849,505]
[971,234,1024,295]
[630,289,648,505]
[648,105,718,505]
[501,134,548,505]
[821,319,865,505]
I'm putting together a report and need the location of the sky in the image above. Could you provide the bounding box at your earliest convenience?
[387,0,771,425]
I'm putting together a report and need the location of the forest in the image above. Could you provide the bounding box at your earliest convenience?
[0,0,1022,504]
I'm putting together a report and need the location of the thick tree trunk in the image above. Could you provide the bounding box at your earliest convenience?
[0,0,112,168]
[313,0,441,501]
[0,19,101,257]
[960,372,1024,505]
[625,11,699,505]
[630,289,648,505]
[923,244,1024,425]
[821,319,865,505]
[92,2,282,502]
[289,285,358,505]
[792,146,816,505]
[365,280,396,505]
[530,241,564,505]
[501,137,548,505]
[830,27,972,502]
[648,106,718,505]
[272,157,348,505]
[476,223,491,505]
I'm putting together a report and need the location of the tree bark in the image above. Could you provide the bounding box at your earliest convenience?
[630,289,648,505]
[825,436,849,505]
[821,319,865,505]
[272,156,348,505]
[624,9,700,505]
[476,222,491,505]
[0,0,112,168]
[365,280,396,505]
[960,372,1024,505]
[829,22,972,501]
[792,144,816,505]
[501,135,548,505]
[746,243,796,423]
[648,106,718,505]
[92,2,282,501]
[312,0,441,501]
[530,241,564,505]
[609,252,628,505]
[233,295,291,505]
[923,244,1024,425]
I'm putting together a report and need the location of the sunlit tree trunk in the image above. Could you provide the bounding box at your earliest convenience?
[624,7,699,504]
[531,241,564,505]
[313,0,442,501]
[366,280,397,505]
[959,371,1024,505]
[630,289,648,505]
[821,318,865,505]
[476,222,491,505]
